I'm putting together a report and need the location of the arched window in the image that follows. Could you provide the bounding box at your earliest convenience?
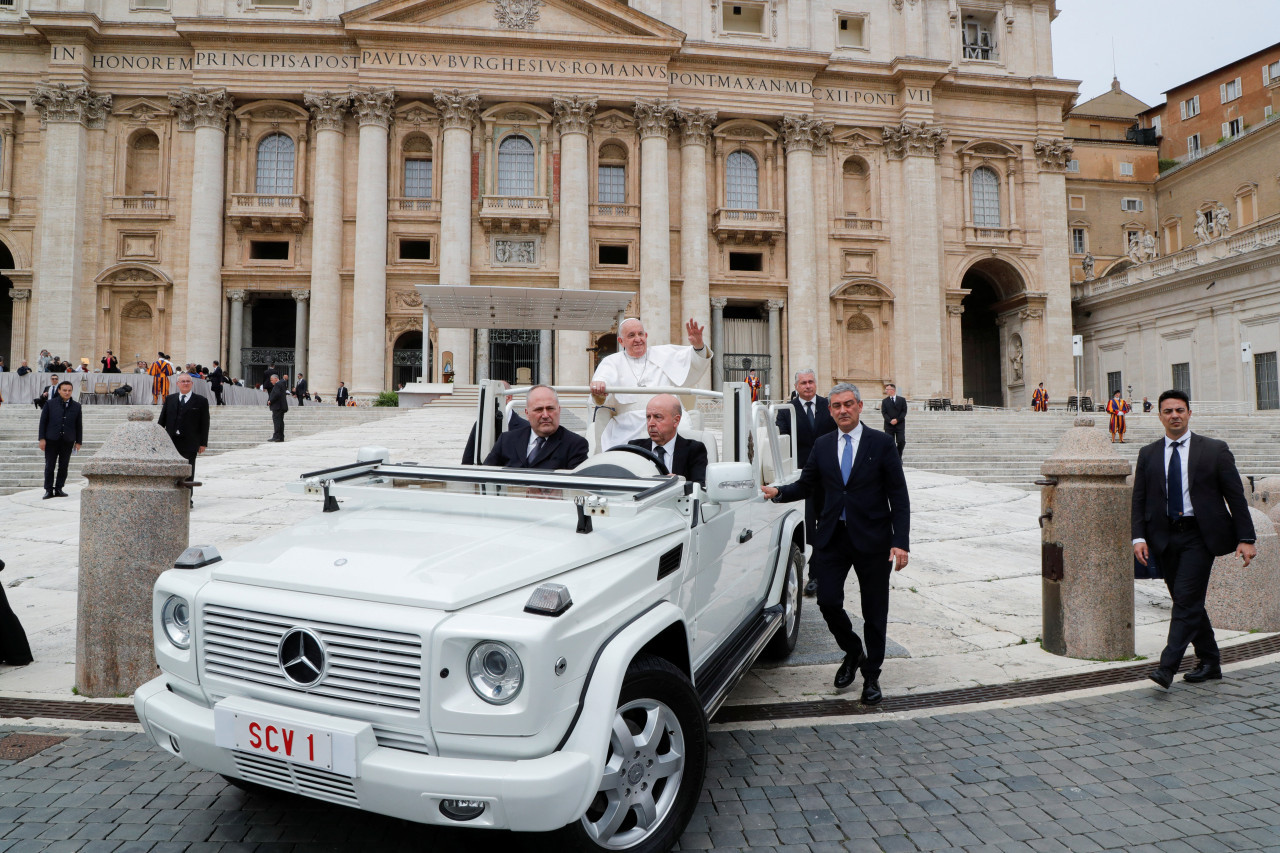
[125,130,161,197]
[971,166,1001,228]
[842,156,870,217]
[403,135,432,199]
[497,135,535,196]
[597,142,627,204]
[726,150,759,209]
[255,133,295,195]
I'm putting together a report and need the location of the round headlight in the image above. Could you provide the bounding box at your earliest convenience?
[161,595,191,649]
[467,641,523,705]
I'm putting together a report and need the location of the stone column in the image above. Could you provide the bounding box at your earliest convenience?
[169,88,231,366]
[78,410,193,697]
[350,87,395,396]
[303,91,350,397]
[8,287,31,367]
[31,84,111,360]
[779,115,832,376]
[676,108,717,386]
[476,329,489,382]
[539,330,553,384]
[1207,509,1280,631]
[435,89,481,384]
[945,303,965,399]
[1033,138,1077,400]
[710,296,727,391]
[553,95,597,383]
[293,290,310,381]
[767,299,784,398]
[227,289,246,381]
[635,99,678,345]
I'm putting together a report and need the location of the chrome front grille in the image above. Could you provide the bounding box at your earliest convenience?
[232,751,359,805]
[201,604,423,713]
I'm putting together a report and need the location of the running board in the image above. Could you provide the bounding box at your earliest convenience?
[694,605,783,719]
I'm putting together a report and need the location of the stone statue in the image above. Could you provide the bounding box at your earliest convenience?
[1082,252,1095,280]
[1009,336,1024,383]
[1213,201,1231,237]
[1127,233,1144,265]
[1194,210,1211,244]
[1142,231,1157,261]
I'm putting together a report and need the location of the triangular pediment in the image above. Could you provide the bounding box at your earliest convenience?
[344,0,684,43]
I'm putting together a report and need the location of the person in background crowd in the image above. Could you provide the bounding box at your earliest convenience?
[78,358,90,373]
[0,556,34,667]
[1106,390,1132,443]
[208,360,225,405]
[37,350,51,372]
[38,380,82,499]
[148,352,175,404]
[158,373,210,506]
[16,360,31,377]
[1143,396,1153,413]
[745,368,762,402]
[0,356,5,372]
[880,383,907,458]
[1032,383,1049,412]
[267,373,289,442]
[100,350,120,373]
[134,360,148,374]
[294,373,308,406]
[336,382,349,406]
[33,374,60,409]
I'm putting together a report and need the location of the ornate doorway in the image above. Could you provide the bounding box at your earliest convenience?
[959,258,1028,407]
[392,331,424,389]
[488,328,540,384]
[242,296,296,386]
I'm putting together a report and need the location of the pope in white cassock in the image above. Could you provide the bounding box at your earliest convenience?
[590,317,712,449]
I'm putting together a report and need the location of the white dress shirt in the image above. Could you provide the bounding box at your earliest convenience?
[526,430,548,459]
[1133,431,1194,545]
[833,422,864,472]
[649,435,679,467]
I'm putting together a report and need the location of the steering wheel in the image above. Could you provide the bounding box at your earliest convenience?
[606,444,670,476]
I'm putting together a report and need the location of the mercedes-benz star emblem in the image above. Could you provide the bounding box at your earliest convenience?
[278,628,326,687]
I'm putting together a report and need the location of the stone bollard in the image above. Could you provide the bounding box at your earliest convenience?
[1251,477,1280,527]
[77,410,193,697]
[1206,508,1280,632]
[1040,417,1135,660]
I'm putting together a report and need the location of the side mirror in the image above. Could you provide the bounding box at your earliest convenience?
[704,462,756,503]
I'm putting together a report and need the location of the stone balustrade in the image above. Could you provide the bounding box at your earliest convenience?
[589,202,640,221]
[107,195,170,218]
[833,215,884,232]
[712,207,785,244]
[390,196,439,213]
[229,193,307,231]
[479,195,552,232]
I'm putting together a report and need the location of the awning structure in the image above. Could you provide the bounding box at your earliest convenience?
[414,285,637,331]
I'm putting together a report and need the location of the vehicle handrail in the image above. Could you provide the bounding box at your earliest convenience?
[508,385,724,399]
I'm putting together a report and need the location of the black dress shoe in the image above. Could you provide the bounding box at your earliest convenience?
[1184,662,1223,683]
[834,654,860,689]
[804,579,818,597]
[53,489,68,498]
[1147,668,1174,690]
[42,491,53,500]
[861,678,883,706]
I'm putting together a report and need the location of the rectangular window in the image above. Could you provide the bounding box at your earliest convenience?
[398,239,431,261]
[1119,162,1134,176]
[1267,105,1275,121]
[0,0,15,6]
[1220,77,1242,103]
[404,159,432,198]
[837,15,865,48]
[1222,117,1244,138]
[597,244,629,265]
[1256,351,1279,411]
[722,2,765,34]
[1066,159,1079,172]
[1121,198,1144,212]
[1171,362,1191,396]
[131,0,169,8]
[249,240,290,261]
[1266,60,1280,85]
[961,12,997,60]
[1187,133,1201,156]
[1179,95,1199,119]
[1151,116,1162,136]
[1071,228,1086,254]
[728,252,763,272]
[1068,195,1085,210]
[1107,372,1123,398]
[597,164,626,204]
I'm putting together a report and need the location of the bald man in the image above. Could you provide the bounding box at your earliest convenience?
[627,394,708,486]
[590,317,712,448]
[482,385,589,470]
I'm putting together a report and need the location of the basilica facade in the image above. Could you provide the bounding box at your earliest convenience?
[0,0,1076,403]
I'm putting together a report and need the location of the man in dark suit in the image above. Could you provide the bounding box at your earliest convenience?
[1133,389,1256,689]
[462,382,528,465]
[336,382,349,406]
[158,373,210,487]
[267,373,289,442]
[881,383,907,458]
[627,394,708,486]
[208,360,225,406]
[294,373,308,406]
[483,386,588,470]
[37,381,82,499]
[776,368,838,595]
[763,383,910,704]
[33,374,60,410]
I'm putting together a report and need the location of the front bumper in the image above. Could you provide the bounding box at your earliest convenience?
[134,677,595,831]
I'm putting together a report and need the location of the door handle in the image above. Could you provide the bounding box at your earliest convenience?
[738,529,753,543]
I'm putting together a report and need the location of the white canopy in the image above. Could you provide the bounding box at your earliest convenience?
[414,285,636,331]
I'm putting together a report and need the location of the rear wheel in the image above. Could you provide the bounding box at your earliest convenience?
[763,544,803,659]
[558,654,707,853]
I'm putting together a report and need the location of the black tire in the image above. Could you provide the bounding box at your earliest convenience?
[555,654,707,853]
[763,544,803,660]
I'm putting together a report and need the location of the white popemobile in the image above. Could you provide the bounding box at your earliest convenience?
[134,380,805,853]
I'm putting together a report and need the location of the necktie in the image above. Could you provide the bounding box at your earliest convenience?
[528,436,545,463]
[1167,440,1184,518]
[180,395,188,406]
[805,401,815,428]
[840,433,852,520]
[654,444,666,468]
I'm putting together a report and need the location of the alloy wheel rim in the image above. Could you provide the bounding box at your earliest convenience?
[783,555,799,636]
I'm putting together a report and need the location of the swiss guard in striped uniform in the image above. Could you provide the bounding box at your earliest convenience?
[1031,383,1049,412]
[1105,390,1131,443]
[148,352,175,405]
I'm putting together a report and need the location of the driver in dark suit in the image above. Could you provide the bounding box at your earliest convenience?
[627,394,708,487]
[483,385,588,470]
[776,368,838,595]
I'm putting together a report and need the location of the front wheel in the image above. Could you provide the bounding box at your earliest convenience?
[763,544,804,659]
[557,654,707,853]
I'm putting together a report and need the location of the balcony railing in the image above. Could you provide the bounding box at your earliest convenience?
[391,196,439,213]
[479,195,551,233]
[967,225,1018,243]
[833,215,884,233]
[590,203,640,222]
[107,195,171,218]
[229,194,307,231]
[712,208,784,244]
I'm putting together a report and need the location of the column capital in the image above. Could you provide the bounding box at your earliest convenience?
[32,84,112,129]
[778,114,833,153]
[304,90,352,133]
[946,304,964,316]
[226,289,247,302]
[676,107,718,147]
[350,87,397,129]
[882,121,948,160]
[710,296,729,309]
[433,88,481,131]
[766,299,786,311]
[553,95,597,136]
[8,287,31,301]
[292,289,311,303]
[1032,137,1074,171]
[634,98,678,140]
[169,87,232,132]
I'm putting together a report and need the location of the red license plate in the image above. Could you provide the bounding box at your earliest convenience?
[232,713,334,770]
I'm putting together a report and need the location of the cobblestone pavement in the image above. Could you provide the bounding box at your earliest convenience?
[3,663,1280,853]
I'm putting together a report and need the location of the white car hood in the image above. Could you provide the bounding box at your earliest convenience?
[210,503,684,610]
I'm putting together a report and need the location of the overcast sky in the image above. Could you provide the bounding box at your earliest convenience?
[1051,1,1280,108]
